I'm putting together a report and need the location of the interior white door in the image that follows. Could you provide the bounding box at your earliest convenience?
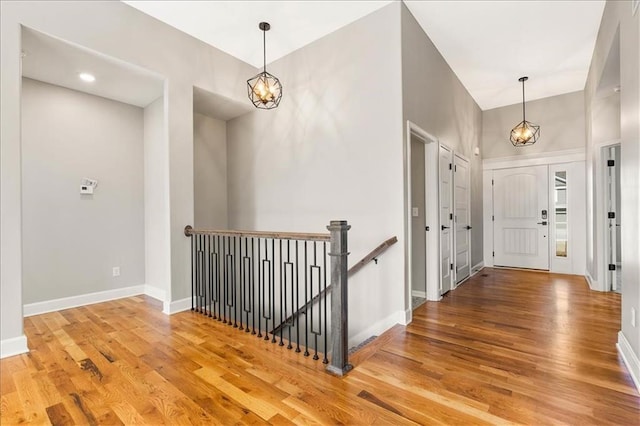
[439,145,454,294]
[493,165,549,270]
[454,154,471,283]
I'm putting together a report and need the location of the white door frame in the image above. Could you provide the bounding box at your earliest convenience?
[593,140,622,292]
[482,149,587,269]
[404,121,440,324]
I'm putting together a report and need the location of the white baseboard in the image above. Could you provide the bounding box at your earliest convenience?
[471,262,485,276]
[23,285,147,317]
[143,284,166,302]
[1,335,29,359]
[163,297,191,315]
[411,290,426,298]
[585,270,605,292]
[349,309,406,348]
[617,331,640,393]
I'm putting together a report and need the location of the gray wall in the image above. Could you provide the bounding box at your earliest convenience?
[143,95,170,298]
[591,92,621,144]
[1,1,256,347]
[482,91,586,159]
[400,4,484,269]
[584,0,640,371]
[227,3,405,343]
[194,112,227,229]
[21,78,145,303]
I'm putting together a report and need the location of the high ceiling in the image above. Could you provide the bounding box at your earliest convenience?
[123,0,605,111]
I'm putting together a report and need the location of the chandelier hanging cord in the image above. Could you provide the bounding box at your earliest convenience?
[260,22,269,72]
[520,76,527,121]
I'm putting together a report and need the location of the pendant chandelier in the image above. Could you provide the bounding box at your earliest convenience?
[510,76,540,146]
[247,22,282,109]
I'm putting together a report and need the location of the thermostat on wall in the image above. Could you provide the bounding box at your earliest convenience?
[80,178,98,194]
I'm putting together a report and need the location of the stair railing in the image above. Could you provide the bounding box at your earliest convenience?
[184,220,352,375]
[271,236,398,337]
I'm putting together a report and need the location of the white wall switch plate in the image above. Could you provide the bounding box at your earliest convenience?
[112,267,120,277]
[412,207,419,217]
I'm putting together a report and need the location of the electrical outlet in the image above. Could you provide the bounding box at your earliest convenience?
[112,267,120,277]
[632,307,637,328]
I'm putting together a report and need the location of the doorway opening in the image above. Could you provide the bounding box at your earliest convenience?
[405,121,439,317]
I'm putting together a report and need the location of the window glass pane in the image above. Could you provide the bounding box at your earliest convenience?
[554,171,567,257]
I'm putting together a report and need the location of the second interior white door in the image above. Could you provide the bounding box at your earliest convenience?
[493,165,549,270]
[454,154,471,283]
[439,145,454,294]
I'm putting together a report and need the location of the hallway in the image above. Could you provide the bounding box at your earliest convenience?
[1,268,638,424]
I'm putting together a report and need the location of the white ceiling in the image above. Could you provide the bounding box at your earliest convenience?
[124,0,605,111]
[22,27,164,108]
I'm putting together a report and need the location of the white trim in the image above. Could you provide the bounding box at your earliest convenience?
[23,285,146,317]
[592,140,622,292]
[471,262,484,276]
[617,331,640,392]
[405,120,440,319]
[0,335,29,359]
[163,297,191,315]
[411,290,426,298]
[483,148,586,170]
[143,284,166,302]
[348,309,407,348]
[585,270,600,291]
[482,169,494,267]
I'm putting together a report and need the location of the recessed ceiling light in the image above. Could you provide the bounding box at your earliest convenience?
[79,72,96,83]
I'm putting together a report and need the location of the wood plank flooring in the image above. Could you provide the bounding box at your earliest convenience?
[1,268,638,424]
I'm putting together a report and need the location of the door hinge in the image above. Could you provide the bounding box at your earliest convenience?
[608,211,616,219]
[492,251,495,257]
[449,163,452,170]
[492,179,494,185]
[492,215,494,221]
[449,213,453,220]
[607,159,615,167]
[608,264,616,271]
[454,165,457,172]
[450,263,453,270]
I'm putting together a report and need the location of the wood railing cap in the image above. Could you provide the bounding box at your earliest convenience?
[184,226,331,242]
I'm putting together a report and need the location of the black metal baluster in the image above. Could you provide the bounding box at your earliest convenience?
[295,240,301,353]
[232,236,238,328]
[313,241,319,360]
[287,240,293,350]
[279,239,284,346]
[323,241,328,364]
[304,241,309,357]
[251,237,256,335]
[271,238,276,344]
[191,232,195,311]
[257,238,263,338]
[222,236,228,324]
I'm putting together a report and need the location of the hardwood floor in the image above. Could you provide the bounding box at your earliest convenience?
[1,268,638,424]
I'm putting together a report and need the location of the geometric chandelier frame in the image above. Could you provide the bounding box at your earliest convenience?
[510,76,540,146]
[247,22,283,110]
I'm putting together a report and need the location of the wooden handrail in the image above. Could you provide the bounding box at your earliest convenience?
[347,236,398,277]
[272,236,398,335]
[184,225,330,242]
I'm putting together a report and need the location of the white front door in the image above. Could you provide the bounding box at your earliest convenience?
[454,154,471,283]
[493,165,549,270]
[439,145,454,294]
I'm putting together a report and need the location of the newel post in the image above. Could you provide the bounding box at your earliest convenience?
[327,220,352,376]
